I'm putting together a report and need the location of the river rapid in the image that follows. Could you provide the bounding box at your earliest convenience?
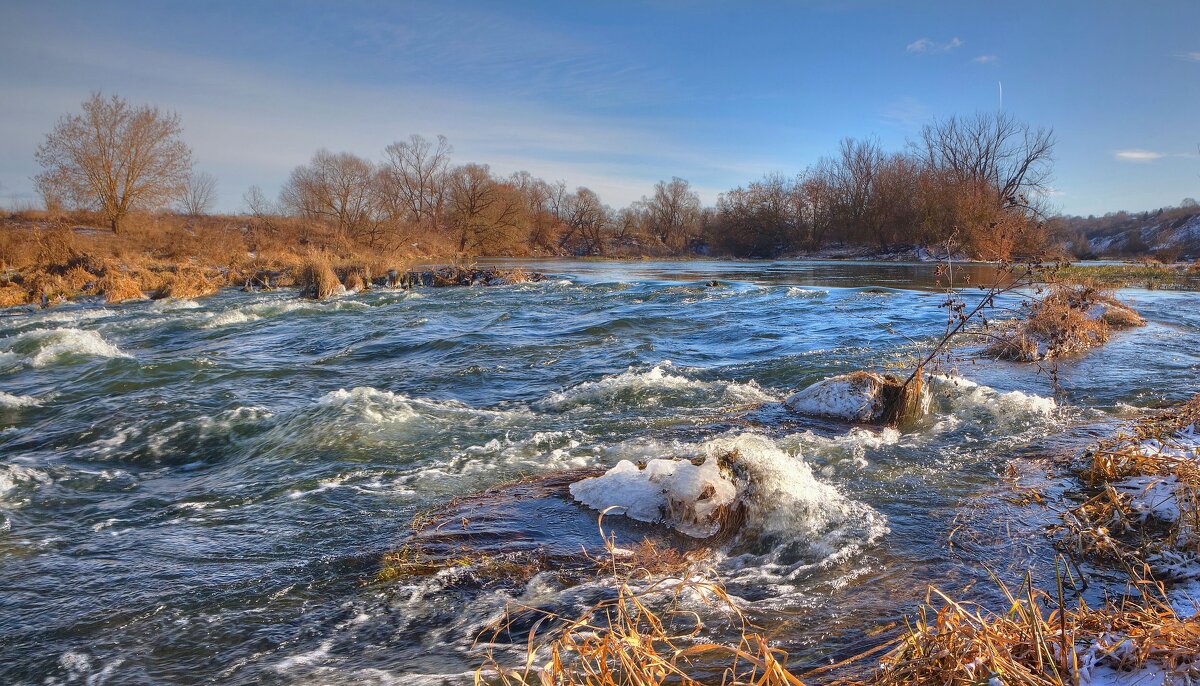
[1,259,1197,685]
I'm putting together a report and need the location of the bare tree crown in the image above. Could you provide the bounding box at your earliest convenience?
[35,92,193,232]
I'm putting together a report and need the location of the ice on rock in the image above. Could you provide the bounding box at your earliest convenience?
[569,457,737,538]
[785,371,927,423]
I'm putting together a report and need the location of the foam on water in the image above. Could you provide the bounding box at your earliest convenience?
[0,464,52,506]
[202,297,369,328]
[0,391,40,408]
[927,374,1057,422]
[0,327,129,367]
[536,361,779,411]
[571,432,887,577]
[785,286,829,298]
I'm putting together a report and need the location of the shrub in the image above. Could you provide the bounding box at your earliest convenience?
[297,256,340,299]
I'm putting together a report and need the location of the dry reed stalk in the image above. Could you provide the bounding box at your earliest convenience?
[98,271,145,303]
[152,266,219,299]
[987,282,1144,361]
[839,576,1199,686]
[298,257,340,299]
[476,511,807,686]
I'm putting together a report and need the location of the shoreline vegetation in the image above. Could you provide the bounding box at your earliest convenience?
[451,395,1200,685]
[2,214,1198,311]
[5,93,1199,308]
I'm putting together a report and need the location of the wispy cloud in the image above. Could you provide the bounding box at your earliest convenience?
[906,37,963,53]
[972,54,998,64]
[1174,51,1200,62]
[1114,149,1166,162]
[880,96,930,130]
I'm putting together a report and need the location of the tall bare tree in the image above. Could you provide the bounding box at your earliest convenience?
[915,111,1055,215]
[181,171,217,217]
[35,92,193,233]
[280,150,382,243]
[644,177,701,250]
[380,134,452,229]
[445,164,523,253]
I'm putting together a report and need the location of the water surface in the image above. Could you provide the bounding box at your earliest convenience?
[1,259,1196,684]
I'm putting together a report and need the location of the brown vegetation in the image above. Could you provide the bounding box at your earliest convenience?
[297,257,341,300]
[97,271,145,303]
[151,266,220,300]
[1055,394,1200,573]
[986,282,1145,362]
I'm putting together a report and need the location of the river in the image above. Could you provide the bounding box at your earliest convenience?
[1,259,1197,684]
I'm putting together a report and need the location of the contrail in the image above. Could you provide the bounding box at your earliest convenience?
[998,81,1003,110]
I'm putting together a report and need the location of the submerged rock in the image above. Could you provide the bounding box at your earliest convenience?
[785,370,930,423]
[400,266,544,288]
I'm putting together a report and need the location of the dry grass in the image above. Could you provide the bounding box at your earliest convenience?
[476,513,805,686]
[987,282,1144,362]
[1054,394,1200,571]
[0,283,28,308]
[840,576,1199,686]
[97,271,145,303]
[341,268,365,292]
[151,266,221,300]
[297,256,341,299]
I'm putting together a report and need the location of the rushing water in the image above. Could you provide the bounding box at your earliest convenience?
[1,259,1197,685]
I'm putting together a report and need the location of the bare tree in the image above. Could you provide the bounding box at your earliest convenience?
[280,150,383,242]
[380,134,452,229]
[644,177,701,250]
[35,92,193,233]
[915,111,1055,215]
[558,187,609,255]
[445,164,523,253]
[181,171,217,217]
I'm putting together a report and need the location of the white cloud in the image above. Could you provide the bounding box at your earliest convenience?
[907,37,963,53]
[1114,149,1166,162]
[972,54,998,64]
[1174,51,1200,62]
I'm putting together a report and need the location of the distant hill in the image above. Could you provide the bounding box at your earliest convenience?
[1054,203,1200,260]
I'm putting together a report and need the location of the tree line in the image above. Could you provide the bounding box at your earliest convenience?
[31,92,1057,260]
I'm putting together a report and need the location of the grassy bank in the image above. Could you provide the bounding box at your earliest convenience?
[1054,262,1200,290]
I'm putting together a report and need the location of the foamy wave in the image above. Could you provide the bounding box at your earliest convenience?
[255,387,534,456]
[0,464,52,505]
[0,391,40,408]
[149,298,202,311]
[572,432,887,575]
[0,327,129,367]
[537,362,779,411]
[785,287,828,298]
[927,374,1056,420]
[784,427,902,473]
[203,298,369,328]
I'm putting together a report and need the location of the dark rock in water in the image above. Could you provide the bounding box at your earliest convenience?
[399,267,544,289]
[706,280,722,287]
[379,470,705,590]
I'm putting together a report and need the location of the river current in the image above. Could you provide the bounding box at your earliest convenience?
[1,259,1197,684]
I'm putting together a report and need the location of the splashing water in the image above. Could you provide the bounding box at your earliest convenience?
[0,258,1197,684]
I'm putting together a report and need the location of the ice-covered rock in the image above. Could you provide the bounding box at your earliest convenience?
[569,457,738,538]
[785,371,927,423]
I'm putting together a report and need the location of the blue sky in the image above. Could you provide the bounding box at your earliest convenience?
[0,0,1196,215]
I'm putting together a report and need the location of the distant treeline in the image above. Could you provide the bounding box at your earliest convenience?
[25,93,1060,261]
[254,111,1055,260]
